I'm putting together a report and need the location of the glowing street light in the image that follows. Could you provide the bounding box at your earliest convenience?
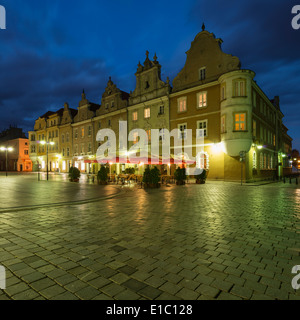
[39,141,55,181]
[0,146,13,177]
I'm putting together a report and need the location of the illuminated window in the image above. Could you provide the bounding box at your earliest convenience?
[178,98,187,113]
[133,132,139,144]
[146,130,151,142]
[273,134,276,147]
[144,108,151,119]
[62,161,66,171]
[221,115,226,134]
[234,113,246,131]
[234,80,246,97]
[197,92,207,108]
[253,151,257,169]
[81,128,84,138]
[132,111,138,121]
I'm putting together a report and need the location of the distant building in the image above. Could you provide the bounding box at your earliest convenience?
[0,137,32,172]
[0,126,26,143]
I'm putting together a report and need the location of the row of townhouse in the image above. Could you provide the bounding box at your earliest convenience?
[29,28,293,182]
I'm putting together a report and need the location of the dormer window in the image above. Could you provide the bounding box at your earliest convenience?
[199,67,206,81]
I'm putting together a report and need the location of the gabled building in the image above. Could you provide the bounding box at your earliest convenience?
[169,27,292,181]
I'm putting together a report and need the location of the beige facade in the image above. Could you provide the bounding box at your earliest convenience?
[29,28,293,182]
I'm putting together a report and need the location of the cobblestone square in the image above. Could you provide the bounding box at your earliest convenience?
[0,174,300,300]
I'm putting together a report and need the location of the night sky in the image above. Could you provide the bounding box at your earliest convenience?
[1,0,300,150]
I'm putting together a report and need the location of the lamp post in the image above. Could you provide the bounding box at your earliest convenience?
[0,146,13,177]
[40,141,55,181]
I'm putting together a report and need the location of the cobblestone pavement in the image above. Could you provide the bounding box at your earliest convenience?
[0,175,300,300]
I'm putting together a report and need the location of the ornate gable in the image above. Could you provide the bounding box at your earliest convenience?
[173,29,241,92]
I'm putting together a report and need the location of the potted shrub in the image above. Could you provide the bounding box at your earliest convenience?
[149,166,161,188]
[97,166,109,185]
[195,169,207,184]
[174,167,186,185]
[69,166,81,182]
[143,166,161,188]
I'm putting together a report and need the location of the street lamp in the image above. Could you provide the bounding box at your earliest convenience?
[39,141,55,181]
[0,146,13,177]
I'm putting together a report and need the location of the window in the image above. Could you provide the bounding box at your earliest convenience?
[144,108,151,119]
[178,123,187,140]
[159,128,166,141]
[273,134,276,147]
[88,126,92,136]
[106,103,109,109]
[197,120,208,137]
[132,111,138,121]
[133,132,139,144]
[74,145,78,154]
[56,130,58,138]
[62,134,65,143]
[221,116,226,134]
[234,80,246,97]
[66,133,69,143]
[234,113,246,131]
[62,148,65,157]
[24,150,29,155]
[88,143,92,153]
[221,85,226,101]
[260,153,263,169]
[159,105,165,115]
[108,120,111,127]
[75,129,78,139]
[146,130,151,142]
[67,148,70,157]
[253,120,257,138]
[81,128,84,138]
[111,101,115,108]
[197,92,207,108]
[199,67,206,81]
[253,91,257,108]
[178,97,187,113]
[253,152,257,169]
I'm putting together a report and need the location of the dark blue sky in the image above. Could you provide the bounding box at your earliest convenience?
[1,0,300,150]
